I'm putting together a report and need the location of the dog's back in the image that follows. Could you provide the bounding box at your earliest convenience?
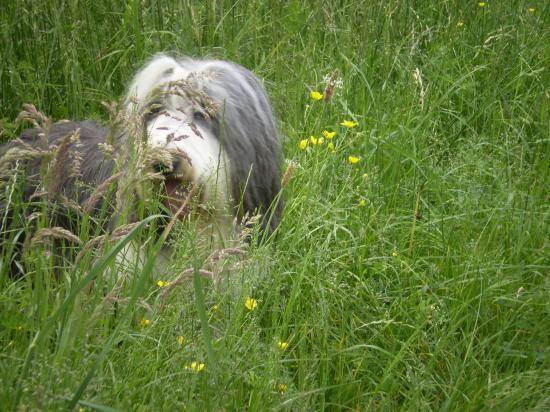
[2,121,114,202]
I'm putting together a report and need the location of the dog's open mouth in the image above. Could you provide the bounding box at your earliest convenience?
[151,151,197,219]
[163,177,194,218]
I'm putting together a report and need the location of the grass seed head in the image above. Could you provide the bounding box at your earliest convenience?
[30,227,83,247]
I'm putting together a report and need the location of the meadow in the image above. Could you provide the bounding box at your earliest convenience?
[1,1,549,410]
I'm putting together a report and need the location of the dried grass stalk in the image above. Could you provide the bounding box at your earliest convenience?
[0,139,47,177]
[47,128,81,198]
[159,268,214,310]
[161,183,198,239]
[82,171,123,214]
[280,160,296,190]
[16,104,50,130]
[206,247,246,265]
[31,227,82,246]
[323,69,340,103]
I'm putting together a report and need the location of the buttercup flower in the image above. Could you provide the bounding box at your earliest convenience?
[392,250,398,257]
[298,139,308,150]
[363,172,369,178]
[322,130,336,139]
[310,90,323,100]
[318,137,325,145]
[278,383,288,394]
[278,341,289,350]
[188,361,205,372]
[157,280,170,287]
[140,318,150,328]
[348,155,360,164]
[178,335,185,345]
[478,2,486,7]
[456,21,464,27]
[528,7,535,12]
[245,297,258,311]
[309,136,318,145]
[340,120,358,129]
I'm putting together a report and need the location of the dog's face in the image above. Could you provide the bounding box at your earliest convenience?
[122,54,284,240]
[126,57,231,229]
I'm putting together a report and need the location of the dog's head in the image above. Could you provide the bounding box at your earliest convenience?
[125,56,230,227]
[124,55,284,238]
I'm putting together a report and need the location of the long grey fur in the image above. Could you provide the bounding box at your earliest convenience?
[182,58,284,232]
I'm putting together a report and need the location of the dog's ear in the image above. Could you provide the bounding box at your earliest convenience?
[201,62,284,235]
[125,55,180,114]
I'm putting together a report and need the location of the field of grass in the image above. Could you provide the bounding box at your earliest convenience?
[1,1,549,410]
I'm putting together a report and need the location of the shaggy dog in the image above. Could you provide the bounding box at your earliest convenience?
[0,54,284,274]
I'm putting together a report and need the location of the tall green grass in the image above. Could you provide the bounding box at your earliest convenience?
[1,1,549,410]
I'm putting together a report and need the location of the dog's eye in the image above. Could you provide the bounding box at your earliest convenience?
[144,101,164,122]
[193,110,207,121]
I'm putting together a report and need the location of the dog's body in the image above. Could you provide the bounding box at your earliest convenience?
[0,55,284,275]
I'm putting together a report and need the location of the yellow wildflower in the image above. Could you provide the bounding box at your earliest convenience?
[392,250,398,257]
[528,7,535,12]
[178,335,185,346]
[348,155,360,164]
[298,139,308,150]
[340,120,358,129]
[188,361,205,372]
[322,130,336,139]
[478,2,486,7]
[278,341,289,350]
[456,21,464,27]
[156,280,170,287]
[310,90,323,101]
[245,297,258,311]
[327,142,335,152]
[358,199,366,207]
[309,136,318,145]
[140,318,150,328]
[318,137,325,145]
[363,172,368,178]
[278,383,288,394]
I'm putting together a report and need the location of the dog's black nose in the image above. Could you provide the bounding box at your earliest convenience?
[153,157,183,176]
[153,161,172,175]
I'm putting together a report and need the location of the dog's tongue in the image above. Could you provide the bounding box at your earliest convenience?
[163,179,190,216]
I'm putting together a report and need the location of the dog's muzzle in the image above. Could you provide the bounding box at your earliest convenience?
[153,155,195,217]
